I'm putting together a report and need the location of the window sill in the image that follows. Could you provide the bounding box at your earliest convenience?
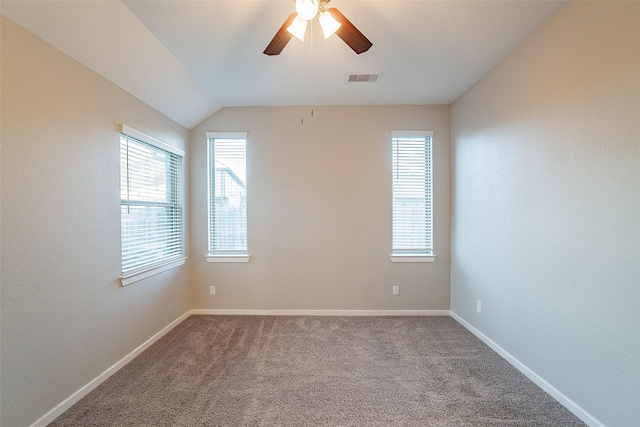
[120,257,186,287]
[390,254,437,263]
[205,255,251,263]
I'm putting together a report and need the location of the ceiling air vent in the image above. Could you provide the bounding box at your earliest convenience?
[346,73,382,83]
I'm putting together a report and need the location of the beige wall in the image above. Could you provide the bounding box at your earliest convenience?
[0,17,191,427]
[10,0,638,425]
[189,106,450,310]
[450,2,640,426]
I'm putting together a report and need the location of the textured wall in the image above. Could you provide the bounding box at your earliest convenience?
[450,2,639,426]
[1,17,191,426]
[189,106,451,311]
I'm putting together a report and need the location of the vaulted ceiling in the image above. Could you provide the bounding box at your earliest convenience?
[1,0,566,129]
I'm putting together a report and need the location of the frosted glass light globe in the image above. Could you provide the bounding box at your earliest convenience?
[295,0,319,21]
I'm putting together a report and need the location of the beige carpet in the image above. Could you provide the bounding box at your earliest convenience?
[50,315,586,426]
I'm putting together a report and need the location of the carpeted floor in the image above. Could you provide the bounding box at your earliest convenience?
[50,315,586,426]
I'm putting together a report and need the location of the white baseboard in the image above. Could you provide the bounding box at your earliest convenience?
[42,309,592,427]
[30,311,191,427]
[190,309,451,316]
[450,311,605,427]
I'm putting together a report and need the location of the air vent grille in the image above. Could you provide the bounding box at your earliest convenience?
[346,73,381,83]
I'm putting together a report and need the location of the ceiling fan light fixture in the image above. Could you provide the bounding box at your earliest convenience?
[295,0,319,21]
[318,10,341,38]
[287,15,308,41]
[264,2,372,56]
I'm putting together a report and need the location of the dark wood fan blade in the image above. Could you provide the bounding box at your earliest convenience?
[264,13,297,56]
[328,7,372,54]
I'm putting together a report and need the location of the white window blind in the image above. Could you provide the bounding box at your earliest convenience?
[392,131,433,255]
[120,126,184,276]
[207,132,248,255]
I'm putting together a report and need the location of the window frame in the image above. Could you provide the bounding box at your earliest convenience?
[205,131,250,263]
[119,125,186,285]
[390,130,436,263]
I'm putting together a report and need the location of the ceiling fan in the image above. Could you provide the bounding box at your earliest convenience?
[264,0,372,56]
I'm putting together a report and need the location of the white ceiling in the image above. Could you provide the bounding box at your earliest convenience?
[1,0,566,129]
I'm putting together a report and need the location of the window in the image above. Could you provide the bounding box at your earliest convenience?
[206,132,249,262]
[391,130,435,262]
[120,125,185,285]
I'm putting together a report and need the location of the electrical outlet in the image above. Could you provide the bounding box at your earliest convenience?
[392,286,399,296]
[476,300,482,314]
[209,286,216,295]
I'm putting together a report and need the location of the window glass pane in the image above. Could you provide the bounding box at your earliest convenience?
[392,135,432,254]
[208,137,248,254]
[120,134,183,273]
[120,144,169,203]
